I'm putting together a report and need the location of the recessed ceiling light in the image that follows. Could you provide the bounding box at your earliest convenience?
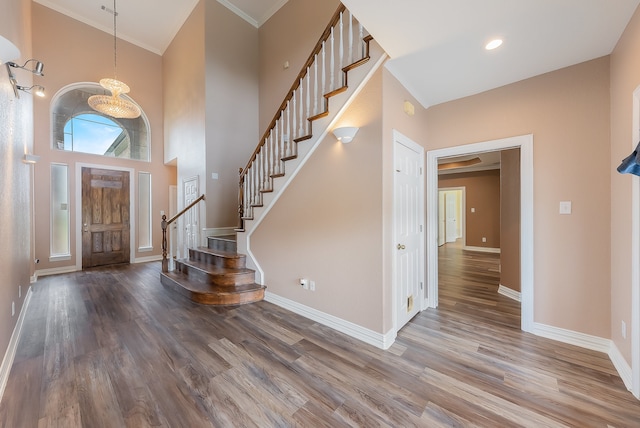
[485,39,503,50]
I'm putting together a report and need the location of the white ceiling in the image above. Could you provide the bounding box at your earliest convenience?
[33,0,288,55]
[34,0,640,107]
[342,0,640,107]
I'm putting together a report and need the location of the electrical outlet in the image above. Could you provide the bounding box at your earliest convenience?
[310,280,316,291]
[18,285,21,298]
[300,278,309,290]
[482,237,487,243]
[12,301,15,317]
[622,320,627,339]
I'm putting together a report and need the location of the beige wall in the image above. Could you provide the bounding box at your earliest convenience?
[426,57,611,338]
[610,5,640,363]
[258,0,340,132]
[252,68,384,332]
[0,0,33,366]
[163,1,207,234]
[439,170,501,248]
[31,4,176,272]
[204,0,259,228]
[501,149,521,292]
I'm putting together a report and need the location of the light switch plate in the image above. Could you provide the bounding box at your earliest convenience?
[559,201,572,215]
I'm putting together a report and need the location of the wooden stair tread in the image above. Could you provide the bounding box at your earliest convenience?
[161,272,265,306]
[176,258,253,276]
[194,246,243,259]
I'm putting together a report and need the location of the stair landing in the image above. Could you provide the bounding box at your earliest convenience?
[160,235,265,305]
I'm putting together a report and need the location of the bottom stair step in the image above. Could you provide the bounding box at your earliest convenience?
[161,272,265,306]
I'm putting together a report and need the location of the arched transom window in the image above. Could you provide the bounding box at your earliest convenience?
[51,83,150,161]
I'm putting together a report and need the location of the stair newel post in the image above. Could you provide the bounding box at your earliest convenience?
[238,168,245,231]
[161,214,168,272]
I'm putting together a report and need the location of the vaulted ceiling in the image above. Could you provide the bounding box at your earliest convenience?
[34,0,640,108]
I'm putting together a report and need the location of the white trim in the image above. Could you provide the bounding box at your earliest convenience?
[245,52,389,285]
[610,341,633,392]
[133,255,162,264]
[532,322,634,392]
[392,130,426,332]
[216,0,258,27]
[137,246,153,253]
[48,254,71,262]
[265,291,396,350]
[532,322,610,353]
[438,186,466,246]
[464,246,500,254]
[36,265,79,278]
[75,163,136,271]
[426,134,534,332]
[498,285,522,302]
[631,86,640,399]
[0,287,32,404]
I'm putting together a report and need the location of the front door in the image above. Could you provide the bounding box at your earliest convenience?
[394,133,424,330]
[82,167,130,268]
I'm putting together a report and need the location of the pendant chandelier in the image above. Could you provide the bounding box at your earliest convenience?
[88,0,141,119]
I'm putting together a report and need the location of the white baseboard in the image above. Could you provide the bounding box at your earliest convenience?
[531,322,636,394]
[133,255,163,264]
[464,245,501,254]
[609,342,633,392]
[498,284,521,302]
[264,292,396,350]
[0,287,33,404]
[532,322,611,353]
[35,265,78,278]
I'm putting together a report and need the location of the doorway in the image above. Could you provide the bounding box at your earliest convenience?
[438,188,465,246]
[426,134,534,332]
[81,167,130,268]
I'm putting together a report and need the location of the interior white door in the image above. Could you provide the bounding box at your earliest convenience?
[183,176,200,255]
[445,192,458,243]
[394,135,424,330]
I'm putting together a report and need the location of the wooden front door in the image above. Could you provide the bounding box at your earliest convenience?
[82,167,130,268]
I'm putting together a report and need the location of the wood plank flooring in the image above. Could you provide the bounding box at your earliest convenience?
[1,253,639,427]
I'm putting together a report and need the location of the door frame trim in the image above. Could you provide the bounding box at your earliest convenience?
[75,163,136,271]
[426,134,534,332]
[438,187,466,246]
[392,130,426,333]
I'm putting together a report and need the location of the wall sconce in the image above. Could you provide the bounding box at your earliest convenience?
[17,85,45,97]
[7,59,45,76]
[333,126,359,144]
[5,62,46,99]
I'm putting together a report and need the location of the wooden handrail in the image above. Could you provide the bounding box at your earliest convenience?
[161,194,205,272]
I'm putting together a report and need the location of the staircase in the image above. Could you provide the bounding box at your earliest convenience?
[161,4,385,304]
[160,235,265,305]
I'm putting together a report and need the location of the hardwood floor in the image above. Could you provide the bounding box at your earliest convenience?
[1,257,639,427]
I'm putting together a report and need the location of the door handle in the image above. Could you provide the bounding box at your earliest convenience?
[397,244,406,250]
[83,223,88,233]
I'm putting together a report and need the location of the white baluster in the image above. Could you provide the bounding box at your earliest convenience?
[330,27,335,90]
[359,23,364,58]
[349,10,353,64]
[286,100,291,157]
[313,55,318,115]
[339,12,344,71]
[280,113,285,163]
[298,79,304,136]
[306,68,310,125]
[322,41,326,96]
[292,93,297,140]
